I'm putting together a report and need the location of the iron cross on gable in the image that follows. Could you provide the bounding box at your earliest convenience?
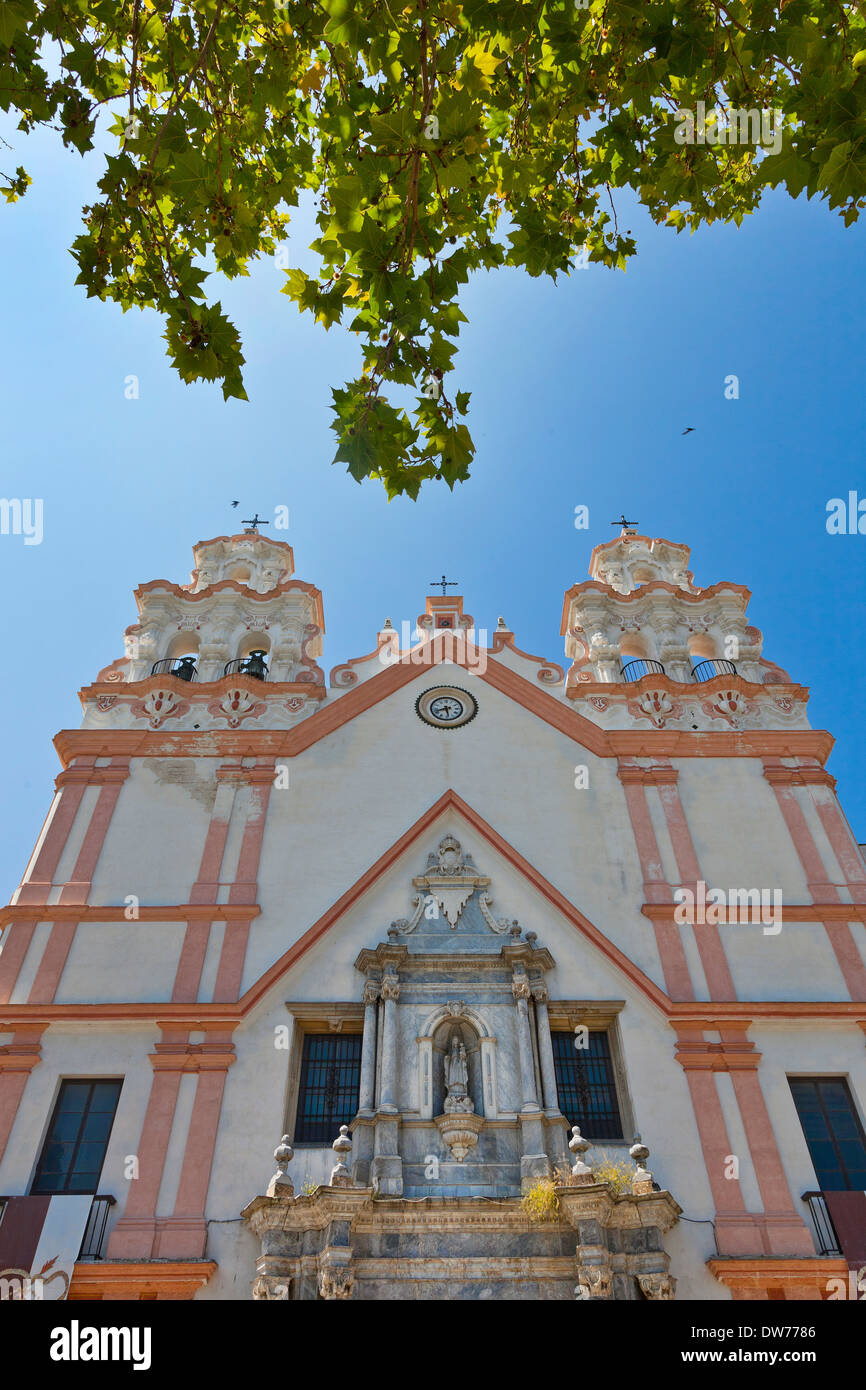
[431,574,458,596]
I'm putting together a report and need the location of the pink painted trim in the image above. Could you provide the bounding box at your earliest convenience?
[657,778,737,1000]
[171,920,213,1003]
[618,767,694,1000]
[189,817,233,905]
[107,1064,185,1259]
[681,1068,747,1218]
[16,763,94,904]
[0,1071,31,1166]
[58,760,129,905]
[27,921,77,1004]
[811,796,866,903]
[171,1065,233,1250]
[0,919,37,1005]
[820,920,866,1000]
[212,920,252,1003]
[764,761,866,1000]
[228,765,274,906]
[0,1026,45,1163]
[727,1065,813,1255]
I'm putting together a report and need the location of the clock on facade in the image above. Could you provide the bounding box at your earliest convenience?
[415,685,478,729]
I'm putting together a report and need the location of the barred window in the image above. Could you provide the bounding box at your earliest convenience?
[790,1077,866,1191]
[295,1034,362,1144]
[551,1031,623,1141]
[32,1079,122,1195]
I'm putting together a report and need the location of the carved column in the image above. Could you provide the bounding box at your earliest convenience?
[531,983,560,1113]
[512,970,541,1112]
[513,965,549,1187]
[371,962,403,1195]
[358,978,379,1116]
[379,966,399,1114]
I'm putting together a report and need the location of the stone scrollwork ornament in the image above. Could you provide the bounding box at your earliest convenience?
[318,1268,354,1300]
[576,1265,613,1300]
[637,1272,676,1300]
[253,1275,291,1300]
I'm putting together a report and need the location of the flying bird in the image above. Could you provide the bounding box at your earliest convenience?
[681,427,695,435]
[231,500,239,507]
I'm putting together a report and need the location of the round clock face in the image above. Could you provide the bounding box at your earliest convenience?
[416,686,478,729]
[430,695,464,721]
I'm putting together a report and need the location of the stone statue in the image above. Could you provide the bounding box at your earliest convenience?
[443,1032,474,1114]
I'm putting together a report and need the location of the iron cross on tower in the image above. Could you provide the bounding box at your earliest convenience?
[430,574,458,596]
[611,513,638,534]
[242,513,268,533]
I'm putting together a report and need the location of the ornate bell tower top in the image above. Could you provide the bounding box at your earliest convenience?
[189,532,294,595]
[588,534,698,596]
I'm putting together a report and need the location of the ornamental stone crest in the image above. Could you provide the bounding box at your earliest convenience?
[411,834,491,927]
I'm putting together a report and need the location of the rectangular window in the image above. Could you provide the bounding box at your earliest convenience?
[789,1077,866,1191]
[295,1034,362,1144]
[551,1030,623,1141]
[32,1080,122,1195]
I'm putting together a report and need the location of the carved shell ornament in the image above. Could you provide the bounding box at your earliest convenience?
[131,688,189,728]
[208,687,265,728]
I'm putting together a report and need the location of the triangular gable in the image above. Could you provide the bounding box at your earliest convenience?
[240,788,670,1015]
[283,633,609,758]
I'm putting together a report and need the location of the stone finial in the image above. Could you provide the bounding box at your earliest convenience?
[383,617,393,629]
[509,921,523,943]
[330,1125,354,1188]
[266,1134,295,1199]
[387,925,400,943]
[497,616,508,630]
[630,1133,653,1195]
[525,930,538,950]
[568,1125,594,1185]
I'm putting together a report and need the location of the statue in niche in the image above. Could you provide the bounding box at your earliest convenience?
[443,1031,474,1114]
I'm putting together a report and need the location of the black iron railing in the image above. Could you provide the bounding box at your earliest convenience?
[77,1195,116,1261]
[691,658,737,682]
[620,659,666,683]
[150,657,198,681]
[224,651,269,680]
[801,1191,842,1256]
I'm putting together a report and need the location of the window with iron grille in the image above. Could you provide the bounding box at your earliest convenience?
[295,1034,362,1144]
[32,1080,123,1195]
[789,1077,866,1191]
[551,1031,623,1141]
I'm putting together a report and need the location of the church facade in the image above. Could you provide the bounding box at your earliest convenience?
[1,525,865,1301]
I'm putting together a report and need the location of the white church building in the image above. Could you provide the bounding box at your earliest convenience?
[1,522,865,1301]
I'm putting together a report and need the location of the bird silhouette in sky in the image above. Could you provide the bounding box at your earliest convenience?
[682,427,695,435]
[231,500,239,507]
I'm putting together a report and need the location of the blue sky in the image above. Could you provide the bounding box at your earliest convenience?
[1,119,864,900]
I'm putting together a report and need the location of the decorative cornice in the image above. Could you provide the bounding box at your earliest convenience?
[567,674,809,703]
[561,577,752,634]
[68,1259,217,1299]
[79,673,328,704]
[707,1257,846,1292]
[0,904,261,927]
[642,902,866,924]
[763,763,836,788]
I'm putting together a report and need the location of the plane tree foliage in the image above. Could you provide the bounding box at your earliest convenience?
[2,0,864,496]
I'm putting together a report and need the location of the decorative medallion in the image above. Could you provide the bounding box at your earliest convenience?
[415,685,478,729]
